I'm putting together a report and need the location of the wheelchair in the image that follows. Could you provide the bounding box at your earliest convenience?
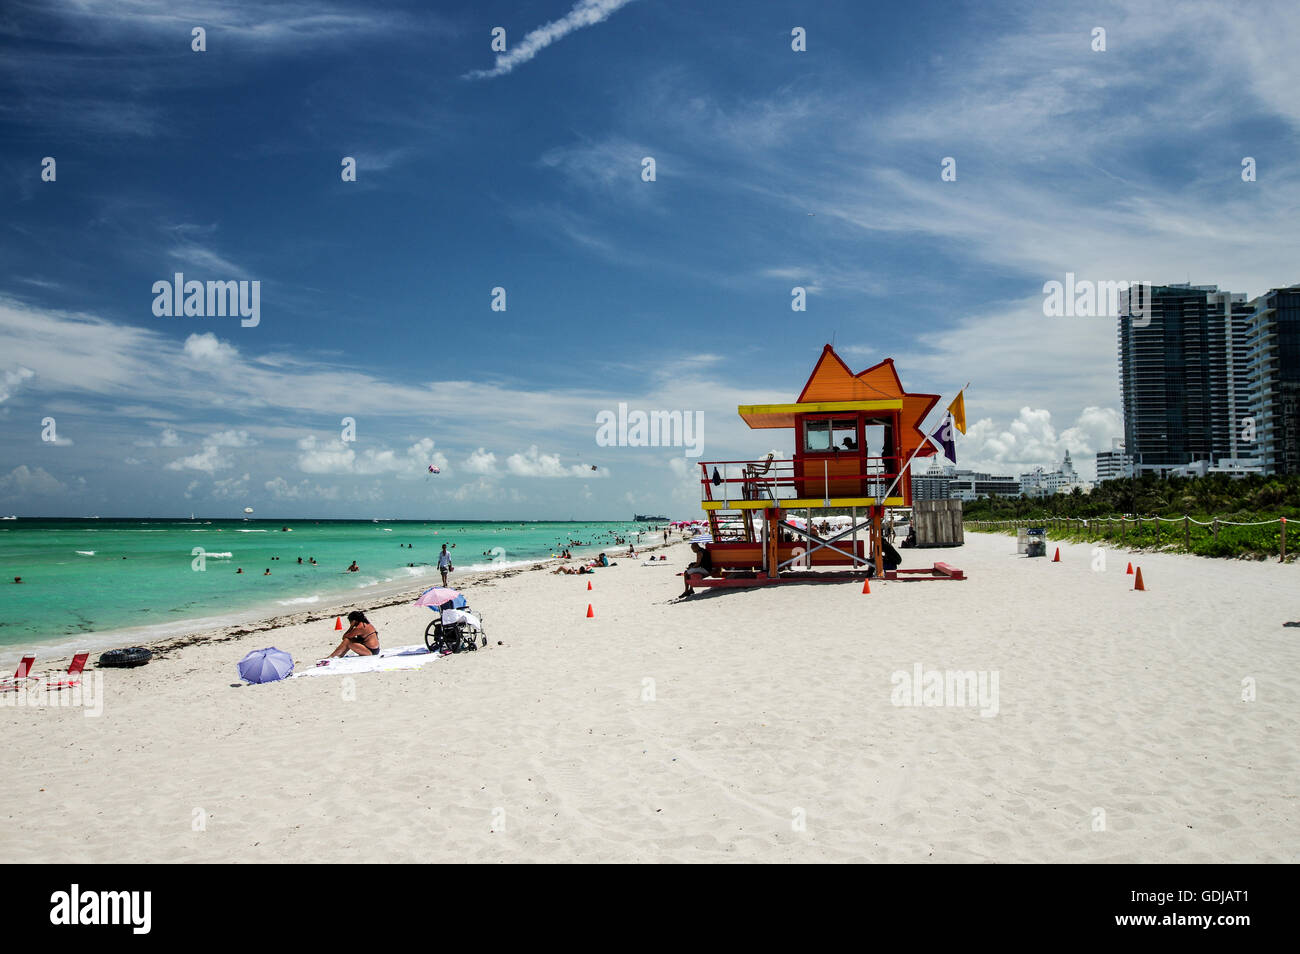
[424,607,487,654]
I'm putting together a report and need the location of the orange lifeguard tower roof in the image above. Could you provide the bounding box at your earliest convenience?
[737,345,940,461]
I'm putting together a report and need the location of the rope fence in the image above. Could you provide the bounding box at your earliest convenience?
[964,514,1291,562]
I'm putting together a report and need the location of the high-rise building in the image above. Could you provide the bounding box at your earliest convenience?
[1096,438,1134,482]
[1243,286,1300,475]
[1118,284,1252,474]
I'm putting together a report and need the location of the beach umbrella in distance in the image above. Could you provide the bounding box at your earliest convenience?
[414,586,467,610]
[237,647,294,684]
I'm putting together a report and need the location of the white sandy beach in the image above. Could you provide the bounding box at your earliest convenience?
[2,532,1297,863]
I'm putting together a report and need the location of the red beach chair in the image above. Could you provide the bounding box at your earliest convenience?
[46,652,90,692]
[0,655,37,692]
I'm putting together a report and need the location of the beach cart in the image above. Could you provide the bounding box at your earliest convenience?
[1025,527,1047,558]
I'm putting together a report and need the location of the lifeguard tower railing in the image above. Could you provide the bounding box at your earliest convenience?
[698,457,905,509]
[698,457,905,567]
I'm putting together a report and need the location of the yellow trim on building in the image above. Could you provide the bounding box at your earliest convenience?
[702,497,905,510]
[739,399,903,415]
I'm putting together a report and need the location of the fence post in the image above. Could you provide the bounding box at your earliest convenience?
[1155,517,1160,547]
[1281,517,1287,563]
[1184,515,1189,549]
[1121,517,1125,545]
[1212,518,1219,543]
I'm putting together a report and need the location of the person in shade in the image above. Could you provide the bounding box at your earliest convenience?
[325,610,380,658]
[680,542,713,598]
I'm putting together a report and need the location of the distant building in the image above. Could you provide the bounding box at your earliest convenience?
[1096,438,1135,482]
[950,470,1020,501]
[1019,450,1088,496]
[911,459,954,501]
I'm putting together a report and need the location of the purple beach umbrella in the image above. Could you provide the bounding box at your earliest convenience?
[237,647,294,684]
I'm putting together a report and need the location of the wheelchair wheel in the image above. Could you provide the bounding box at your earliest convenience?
[424,620,441,653]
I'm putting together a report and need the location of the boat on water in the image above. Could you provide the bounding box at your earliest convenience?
[634,513,668,521]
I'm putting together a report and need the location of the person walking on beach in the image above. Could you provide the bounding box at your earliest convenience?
[438,544,453,585]
[324,610,380,658]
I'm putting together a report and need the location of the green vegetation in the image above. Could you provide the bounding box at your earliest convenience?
[961,475,1299,560]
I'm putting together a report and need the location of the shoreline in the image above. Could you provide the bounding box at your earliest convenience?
[22,536,686,671]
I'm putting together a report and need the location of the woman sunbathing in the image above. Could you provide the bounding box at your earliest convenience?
[324,610,380,657]
[553,563,594,574]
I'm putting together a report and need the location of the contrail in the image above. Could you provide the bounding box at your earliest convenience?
[464,0,637,80]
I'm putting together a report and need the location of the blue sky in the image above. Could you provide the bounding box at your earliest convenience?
[2,0,1299,518]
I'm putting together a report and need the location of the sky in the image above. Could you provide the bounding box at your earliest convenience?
[2,0,1299,519]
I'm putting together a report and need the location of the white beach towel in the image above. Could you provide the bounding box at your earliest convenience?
[293,644,442,678]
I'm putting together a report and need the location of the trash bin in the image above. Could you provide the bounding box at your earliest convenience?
[1026,527,1046,558]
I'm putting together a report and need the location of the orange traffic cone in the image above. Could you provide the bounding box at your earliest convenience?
[586,604,594,618]
[334,616,343,630]
[1125,562,1133,575]
[861,578,871,594]
[1052,547,1061,562]
[1134,567,1145,591]
[587,580,592,591]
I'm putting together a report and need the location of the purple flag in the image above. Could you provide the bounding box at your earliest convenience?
[929,415,956,463]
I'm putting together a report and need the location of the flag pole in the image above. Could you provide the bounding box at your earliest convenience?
[874,383,969,506]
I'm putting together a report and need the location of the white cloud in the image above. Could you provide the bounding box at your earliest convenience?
[183,333,238,364]
[210,473,250,498]
[1,367,35,403]
[265,476,340,501]
[463,447,498,475]
[209,429,255,448]
[0,464,66,496]
[464,0,637,80]
[165,444,232,474]
[959,405,1123,480]
[505,445,602,478]
[296,435,445,476]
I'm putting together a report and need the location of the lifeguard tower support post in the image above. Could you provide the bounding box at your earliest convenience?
[696,345,961,586]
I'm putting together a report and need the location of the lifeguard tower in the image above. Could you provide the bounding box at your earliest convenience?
[695,345,965,586]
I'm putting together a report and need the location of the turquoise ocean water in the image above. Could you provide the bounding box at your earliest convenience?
[0,518,659,661]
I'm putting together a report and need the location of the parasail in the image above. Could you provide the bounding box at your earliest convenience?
[427,465,441,474]
[243,507,254,514]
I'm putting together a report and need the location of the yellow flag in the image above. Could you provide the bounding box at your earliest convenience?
[947,391,966,435]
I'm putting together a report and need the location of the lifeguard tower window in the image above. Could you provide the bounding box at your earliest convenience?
[804,418,858,453]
